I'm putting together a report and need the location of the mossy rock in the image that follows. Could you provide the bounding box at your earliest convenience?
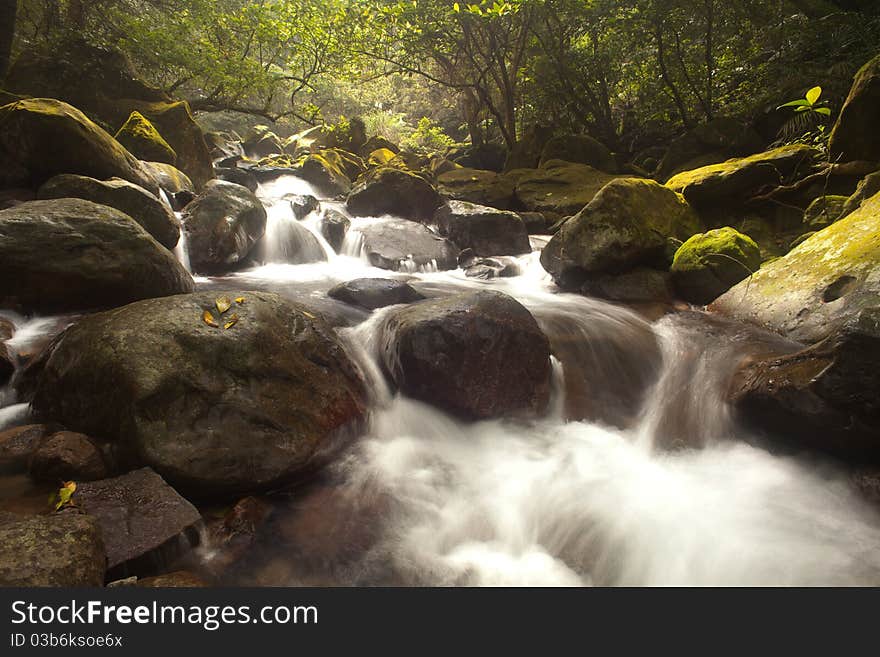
[346,167,443,221]
[359,135,400,157]
[539,134,616,173]
[841,170,880,218]
[141,161,195,195]
[657,117,764,180]
[114,111,177,165]
[710,189,880,344]
[295,149,357,197]
[829,54,880,163]
[367,148,397,168]
[436,167,517,210]
[511,160,622,216]
[666,144,820,207]
[671,227,761,304]
[540,177,702,288]
[504,124,554,171]
[803,195,848,230]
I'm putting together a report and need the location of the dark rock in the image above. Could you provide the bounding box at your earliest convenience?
[804,195,848,230]
[448,142,507,172]
[347,167,443,221]
[0,342,13,386]
[359,136,400,157]
[841,170,880,218]
[290,194,320,220]
[31,291,368,497]
[359,220,458,272]
[320,209,350,252]
[137,571,207,587]
[215,167,259,193]
[141,161,195,195]
[203,496,273,578]
[38,174,180,249]
[518,211,548,234]
[436,167,517,210]
[581,268,673,304]
[182,180,267,273]
[0,199,193,313]
[328,278,425,310]
[0,188,36,210]
[114,111,177,164]
[539,134,616,172]
[244,131,283,158]
[504,124,554,171]
[0,510,106,586]
[434,200,530,256]
[0,424,54,474]
[829,54,880,163]
[29,431,109,482]
[380,290,551,420]
[657,117,764,180]
[295,150,361,196]
[75,468,201,578]
[511,160,621,217]
[464,257,521,280]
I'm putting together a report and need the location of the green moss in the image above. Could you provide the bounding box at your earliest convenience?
[804,195,847,230]
[667,144,815,189]
[114,111,177,164]
[672,227,761,273]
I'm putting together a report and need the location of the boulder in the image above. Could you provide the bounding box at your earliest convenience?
[0,511,105,586]
[511,160,621,218]
[141,161,195,195]
[114,111,177,165]
[347,167,443,221]
[359,220,458,272]
[359,136,400,157]
[671,227,762,305]
[31,291,368,497]
[710,190,880,344]
[657,117,765,180]
[290,194,320,220]
[803,195,848,230]
[320,209,350,252]
[0,98,158,194]
[29,431,109,482]
[367,148,397,168]
[463,256,521,280]
[504,124,554,171]
[666,145,819,207]
[215,166,258,193]
[182,180,267,273]
[448,142,507,172]
[328,278,425,311]
[841,170,880,217]
[0,424,54,473]
[433,201,530,256]
[540,178,702,289]
[244,131,284,158]
[74,468,201,578]
[436,168,517,210]
[38,174,180,249]
[296,150,353,196]
[829,54,880,163]
[581,268,673,304]
[730,306,880,460]
[0,199,193,313]
[379,290,552,419]
[518,211,548,234]
[539,134,616,172]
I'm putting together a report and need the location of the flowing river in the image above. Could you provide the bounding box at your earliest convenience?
[3,174,880,586]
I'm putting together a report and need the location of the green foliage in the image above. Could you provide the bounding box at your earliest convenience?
[776,86,834,147]
[400,117,456,152]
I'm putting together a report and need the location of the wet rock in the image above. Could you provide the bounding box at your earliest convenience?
[328,278,425,310]
[204,496,273,578]
[671,227,762,305]
[0,342,13,386]
[0,318,14,341]
[464,257,521,280]
[829,54,880,163]
[290,194,320,220]
[141,161,195,195]
[581,268,673,304]
[0,199,193,313]
[519,211,548,234]
[31,291,368,497]
[380,290,552,420]
[359,219,458,272]
[347,167,443,221]
[540,178,701,289]
[436,168,517,210]
[182,180,267,273]
[252,214,326,265]
[215,167,259,193]
[295,150,359,196]
[434,200,530,256]
[511,160,621,217]
[539,134,616,173]
[0,98,158,194]
[75,468,201,579]
[0,510,106,586]
[29,431,109,483]
[0,424,54,474]
[38,173,180,249]
[320,209,350,252]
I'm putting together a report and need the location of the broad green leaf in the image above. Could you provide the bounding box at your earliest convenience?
[806,86,822,105]
[814,107,832,116]
[777,99,810,109]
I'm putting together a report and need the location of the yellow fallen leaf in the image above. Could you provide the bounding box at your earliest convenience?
[216,295,232,314]
[52,481,77,511]
[202,310,219,327]
[235,296,246,304]
[302,311,315,319]
[224,314,239,330]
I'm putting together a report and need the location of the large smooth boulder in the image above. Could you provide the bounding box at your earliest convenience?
[0,98,158,194]
[829,54,880,163]
[0,199,193,313]
[730,306,880,460]
[328,278,425,311]
[141,161,195,195]
[38,174,180,249]
[540,178,702,289]
[182,180,267,273]
[436,168,517,210]
[671,227,762,304]
[347,167,443,221]
[379,290,552,420]
[320,209,350,252]
[29,431,110,482]
[0,424,54,473]
[539,134,616,172]
[511,160,621,218]
[75,468,201,578]
[666,145,819,207]
[0,511,105,586]
[114,111,177,165]
[359,220,458,272]
[434,201,530,256]
[710,190,880,344]
[31,291,368,497]
[295,150,353,196]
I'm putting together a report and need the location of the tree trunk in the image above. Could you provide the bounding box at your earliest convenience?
[0,0,16,79]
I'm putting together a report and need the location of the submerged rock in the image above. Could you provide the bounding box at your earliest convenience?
[0,511,105,586]
[182,180,267,273]
[671,227,762,305]
[359,220,458,272]
[380,290,551,420]
[38,173,180,249]
[328,278,425,310]
[347,167,443,221]
[0,199,193,313]
[434,200,530,257]
[31,291,368,497]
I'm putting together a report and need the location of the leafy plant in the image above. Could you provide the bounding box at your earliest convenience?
[400,117,456,152]
[50,481,77,512]
[776,86,833,146]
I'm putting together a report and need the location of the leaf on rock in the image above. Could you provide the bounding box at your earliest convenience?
[216,296,232,314]
[52,481,77,511]
[302,310,316,319]
[224,314,239,330]
[202,310,219,327]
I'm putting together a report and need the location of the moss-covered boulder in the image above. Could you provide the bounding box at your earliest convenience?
[434,200,530,256]
[666,144,819,207]
[448,142,507,172]
[829,54,880,163]
[0,511,106,586]
[539,134,616,173]
[141,161,195,195]
[803,195,848,230]
[243,130,284,158]
[114,111,177,165]
[347,167,443,221]
[0,199,193,313]
[359,135,400,157]
[841,170,880,218]
[710,190,880,344]
[0,98,159,194]
[181,180,267,274]
[670,227,761,304]
[38,174,180,249]
[511,160,622,218]
[540,178,702,288]
[436,167,517,210]
[31,291,368,498]
[657,117,765,180]
[295,149,363,197]
[367,148,397,168]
